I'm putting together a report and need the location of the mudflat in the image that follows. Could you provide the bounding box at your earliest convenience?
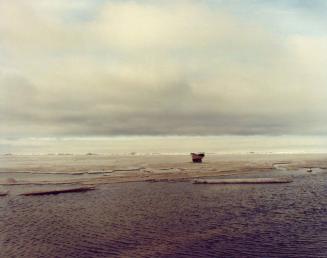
[0,153,326,187]
[0,153,326,257]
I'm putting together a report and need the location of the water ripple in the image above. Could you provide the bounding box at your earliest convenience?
[1,174,326,257]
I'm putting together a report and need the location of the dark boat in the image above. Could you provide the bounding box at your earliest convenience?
[191,152,205,163]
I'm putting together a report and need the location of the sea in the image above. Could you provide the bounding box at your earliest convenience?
[0,136,327,257]
[1,135,327,155]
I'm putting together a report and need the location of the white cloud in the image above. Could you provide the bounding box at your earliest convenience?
[0,0,327,137]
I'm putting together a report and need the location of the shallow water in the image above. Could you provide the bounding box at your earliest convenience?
[1,168,326,257]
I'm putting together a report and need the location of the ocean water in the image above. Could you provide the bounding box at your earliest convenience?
[1,135,327,155]
[0,155,326,257]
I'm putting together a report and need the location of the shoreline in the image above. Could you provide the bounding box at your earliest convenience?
[1,153,326,187]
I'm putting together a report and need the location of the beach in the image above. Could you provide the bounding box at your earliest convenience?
[2,0,327,256]
[0,153,326,188]
[0,154,326,257]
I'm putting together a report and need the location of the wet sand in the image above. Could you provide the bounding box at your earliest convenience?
[0,154,326,189]
[0,154,327,257]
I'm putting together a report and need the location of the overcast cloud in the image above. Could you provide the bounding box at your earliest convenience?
[1,0,327,137]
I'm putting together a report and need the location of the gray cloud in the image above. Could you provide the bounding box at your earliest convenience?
[0,1,327,137]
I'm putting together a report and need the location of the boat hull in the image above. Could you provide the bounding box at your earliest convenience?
[191,153,205,163]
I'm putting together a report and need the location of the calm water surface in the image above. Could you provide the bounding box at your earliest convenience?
[0,171,326,257]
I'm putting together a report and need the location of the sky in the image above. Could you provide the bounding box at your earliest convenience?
[1,0,327,138]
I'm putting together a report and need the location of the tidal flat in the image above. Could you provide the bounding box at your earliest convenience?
[0,154,326,257]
